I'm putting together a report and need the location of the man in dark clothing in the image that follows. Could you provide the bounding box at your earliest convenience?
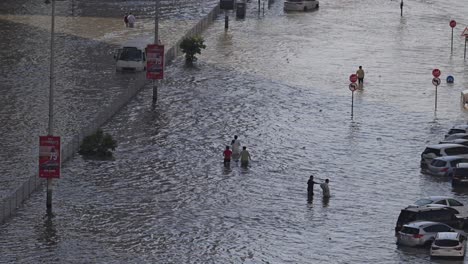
[307,175,319,202]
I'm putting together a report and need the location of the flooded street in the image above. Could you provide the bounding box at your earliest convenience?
[3,0,468,263]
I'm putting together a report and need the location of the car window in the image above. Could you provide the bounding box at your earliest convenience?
[434,239,460,247]
[414,199,434,206]
[446,147,468,155]
[419,210,453,221]
[431,160,447,167]
[424,224,452,233]
[423,148,440,156]
[449,129,466,135]
[401,226,419,234]
[434,200,448,205]
[448,199,464,206]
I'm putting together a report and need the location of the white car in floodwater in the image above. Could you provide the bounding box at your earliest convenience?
[284,0,319,11]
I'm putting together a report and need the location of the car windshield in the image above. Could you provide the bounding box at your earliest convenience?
[449,129,466,135]
[118,47,142,61]
[414,199,434,206]
[423,148,440,156]
[400,226,419,235]
[434,239,460,247]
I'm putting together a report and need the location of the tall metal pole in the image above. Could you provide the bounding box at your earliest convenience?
[435,85,438,112]
[351,91,354,119]
[47,0,56,214]
[153,0,159,103]
[400,0,403,17]
[451,27,454,54]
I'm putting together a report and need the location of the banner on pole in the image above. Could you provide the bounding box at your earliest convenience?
[146,44,164,80]
[39,136,61,178]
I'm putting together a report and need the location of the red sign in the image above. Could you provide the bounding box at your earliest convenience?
[450,20,457,28]
[432,69,441,78]
[39,136,61,178]
[146,44,164,80]
[349,74,358,83]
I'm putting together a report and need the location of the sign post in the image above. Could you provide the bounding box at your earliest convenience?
[432,69,441,112]
[450,20,456,54]
[146,44,165,103]
[349,74,358,119]
[462,27,468,60]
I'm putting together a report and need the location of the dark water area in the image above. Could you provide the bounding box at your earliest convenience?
[2,0,468,263]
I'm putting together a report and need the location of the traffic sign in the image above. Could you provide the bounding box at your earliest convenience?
[432,69,441,78]
[461,27,468,37]
[447,75,454,83]
[349,83,358,91]
[349,74,358,83]
[450,20,457,28]
[432,77,441,86]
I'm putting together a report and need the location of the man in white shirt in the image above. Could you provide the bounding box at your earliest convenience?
[231,135,241,161]
[320,179,330,198]
[127,13,136,28]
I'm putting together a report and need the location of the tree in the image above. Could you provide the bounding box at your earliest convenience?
[79,129,117,158]
[179,36,206,64]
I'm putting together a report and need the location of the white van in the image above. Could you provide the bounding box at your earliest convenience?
[114,43,147,72]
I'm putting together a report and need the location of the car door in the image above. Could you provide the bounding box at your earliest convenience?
[448,199,468,216]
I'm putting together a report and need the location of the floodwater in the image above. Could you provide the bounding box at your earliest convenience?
[2,0,468,263]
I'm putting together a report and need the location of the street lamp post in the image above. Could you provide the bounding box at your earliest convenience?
[45,0,56,214]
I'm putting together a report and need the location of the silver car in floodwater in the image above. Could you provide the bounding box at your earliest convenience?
[420,144,468,170]
[426,156,468,177]
[397,221,455,247]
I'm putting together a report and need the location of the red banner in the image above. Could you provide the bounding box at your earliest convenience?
[146,44,164,80]
[39,136,61,178]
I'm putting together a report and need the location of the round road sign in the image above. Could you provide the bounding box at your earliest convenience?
[349,74,358,83]
[432,69,441,78]
[432,77,441,86]
[450,20,457,28]
[349,83,358,91]
[447,75,454,83]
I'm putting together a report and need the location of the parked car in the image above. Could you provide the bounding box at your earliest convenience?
[284,0,319,11]
[420,144,468,169]
[430,232,466,258]
[452,163,468,187]
[425,156,468,177]
[439,139,468,147]
[445,133,468,141]
[395,206,465,234]
[445,125,468,138]
[397,221,455,247]
[409,196,468,217]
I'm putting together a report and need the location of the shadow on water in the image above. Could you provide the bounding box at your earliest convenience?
[36,213,59,247]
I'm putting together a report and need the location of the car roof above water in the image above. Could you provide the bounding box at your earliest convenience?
[426,143,466,149]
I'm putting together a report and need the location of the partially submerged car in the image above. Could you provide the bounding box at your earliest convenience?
[397,221,455,247]
[430,232,466,258]
[420,144,468,170]
[425,156,468,177]
[408,196,468,217]
[284,0,319,11]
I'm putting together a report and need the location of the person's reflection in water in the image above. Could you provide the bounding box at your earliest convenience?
[37,213,59,247]
[322,196,330,207]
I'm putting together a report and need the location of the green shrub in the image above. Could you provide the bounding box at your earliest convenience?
[79,129,117,158]
[179,36,206,64]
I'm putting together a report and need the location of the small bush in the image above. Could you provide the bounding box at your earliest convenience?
[79,129,117,158]
[179,36,206,64]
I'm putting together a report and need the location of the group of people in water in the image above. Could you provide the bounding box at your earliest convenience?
[223,135,251,167]
[307,175,330,202]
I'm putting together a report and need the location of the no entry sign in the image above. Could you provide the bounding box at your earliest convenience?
[450,20,457,28]
[432,69,441,78]
[349,74,358,83]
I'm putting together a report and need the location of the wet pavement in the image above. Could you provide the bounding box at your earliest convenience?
[3,0,468,263]
[0,0,216,199]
